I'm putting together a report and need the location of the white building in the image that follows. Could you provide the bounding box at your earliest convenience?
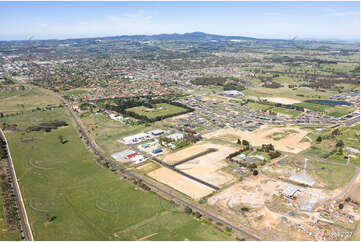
[150,129,164,136]
[289,173,315,187]
[111,150,136,160]
[166,133,184,141]
[130,155,146,164]
[222,90,244,97]
[122,133,152,144]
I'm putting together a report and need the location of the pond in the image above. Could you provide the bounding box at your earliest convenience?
[306,100,352,106]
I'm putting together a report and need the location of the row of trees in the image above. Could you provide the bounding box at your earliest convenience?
[102,96,194,122]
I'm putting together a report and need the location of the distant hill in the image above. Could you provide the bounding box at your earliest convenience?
[99,32,258,41]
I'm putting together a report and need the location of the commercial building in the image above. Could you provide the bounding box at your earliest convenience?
[221,90,244,97]
[122,133,152,144]
[150,129,164,135]
[111,150,137,161]
[166,133,184,141]
[282,186,301,198]
[289,173,315,187]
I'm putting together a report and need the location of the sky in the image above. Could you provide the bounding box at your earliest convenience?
[0,1,359,41]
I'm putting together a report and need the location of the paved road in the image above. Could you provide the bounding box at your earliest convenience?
[0,129,34,241]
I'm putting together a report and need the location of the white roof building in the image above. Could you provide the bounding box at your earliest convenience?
[150,129,164,135]
[345,146,360,154]
[282,186,301,197]
[111,150,136,160]
[166,133,184,141]
[289,173,315,187]
[122,133,151,144]
[222,90,244,97]
[130,155,146,164]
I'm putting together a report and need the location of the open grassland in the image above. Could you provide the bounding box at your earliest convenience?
[0,193,22,241]
[0,107,68,130]
[293,102,354,117]
[246,102,301,117]
[308,160,356,190]
[126,103,188,120]
[0,88,30,99]
[0,89,60,112]
[114,211,232,241]
[3,109,232,240]
[244,86,338,101]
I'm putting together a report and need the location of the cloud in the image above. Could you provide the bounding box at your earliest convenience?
[323,8,359,17]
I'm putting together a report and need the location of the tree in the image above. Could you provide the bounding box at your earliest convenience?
[194,211,202,219]
[237,138,241,145]
[332,128,341,136]
[338,203,344,209]
[336,140,344,148]
[184,206,192,214]
[253,170,259,176]
[242,139,250,146]
[316,136,322,143]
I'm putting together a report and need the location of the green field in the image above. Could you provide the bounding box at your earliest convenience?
[2,109,233,240]
[247,101,301,117]
[0,89,60,112]
[246,102,272,110]
[308,160,357,190]
[126,103,188,120]
[293,102,354,117]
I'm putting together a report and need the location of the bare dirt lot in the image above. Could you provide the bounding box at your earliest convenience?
[203,126,311,153]
[175,143,237,186]
[263,96,302,105]
[147,167,215,200]
[160,142,237,186]
[208,174,287,208]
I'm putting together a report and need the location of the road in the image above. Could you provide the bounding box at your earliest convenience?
[35,86,261,241]
[0,129,34,241]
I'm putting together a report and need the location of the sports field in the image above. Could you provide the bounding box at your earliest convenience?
[125,103,188,120]
[1,108,232,240]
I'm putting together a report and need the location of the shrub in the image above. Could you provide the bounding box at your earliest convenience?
[184,206,192,214]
